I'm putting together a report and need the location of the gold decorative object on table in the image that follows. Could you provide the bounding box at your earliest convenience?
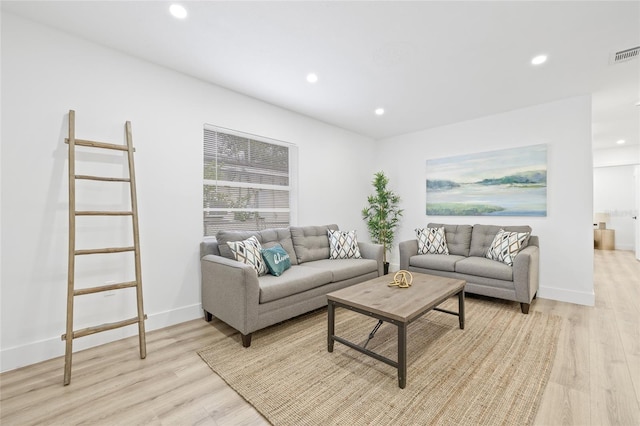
[388,270,413,288]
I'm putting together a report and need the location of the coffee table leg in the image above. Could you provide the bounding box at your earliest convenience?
[328,301,335,352]
[398,323,407,389]
[458,290,465,330]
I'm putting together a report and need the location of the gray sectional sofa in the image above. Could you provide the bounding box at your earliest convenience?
[200,224,383,347]
[399,223,539,314]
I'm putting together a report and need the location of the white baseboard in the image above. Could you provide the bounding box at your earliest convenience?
[0,304,203,373]
[537,285,595,306]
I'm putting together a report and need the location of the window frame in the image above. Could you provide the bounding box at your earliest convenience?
[203,124,298,236]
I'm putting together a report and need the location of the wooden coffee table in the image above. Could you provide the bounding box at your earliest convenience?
[327,273,465,389]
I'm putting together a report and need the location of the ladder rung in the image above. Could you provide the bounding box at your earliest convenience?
[74,281,138,296]
[61,315,147,340]
[75,246,135,255]
[75,174,130,182]
[65,138,135,152]
[76,211,133,216]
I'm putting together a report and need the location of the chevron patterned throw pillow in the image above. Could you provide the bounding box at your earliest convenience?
[328,229,362,259]
[416,227,449,255]
[227,235,269,276]
[485,229,530,266]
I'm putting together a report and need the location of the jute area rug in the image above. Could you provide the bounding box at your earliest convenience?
[198,296,561,426]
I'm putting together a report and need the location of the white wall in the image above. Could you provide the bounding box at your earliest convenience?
[0,13,375,372]
[375,96,595,307]
[593,145,640,168]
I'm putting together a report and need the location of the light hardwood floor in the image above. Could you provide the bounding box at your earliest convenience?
[1,250,639,425]
[534,249,640,426]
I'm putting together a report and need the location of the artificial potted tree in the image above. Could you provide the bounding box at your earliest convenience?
[362,171,403,274]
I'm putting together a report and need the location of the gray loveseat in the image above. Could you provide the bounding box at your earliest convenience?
[201,224,383,347]
[399,224,539,314]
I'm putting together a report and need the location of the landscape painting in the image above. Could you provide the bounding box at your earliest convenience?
[426,144,547,216]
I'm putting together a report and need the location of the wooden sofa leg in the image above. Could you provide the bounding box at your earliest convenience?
[204,311,213,322]
[520,303,530,314]
[241,333,252,348]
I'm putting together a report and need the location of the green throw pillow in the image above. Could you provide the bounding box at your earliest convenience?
[261,244,291,277]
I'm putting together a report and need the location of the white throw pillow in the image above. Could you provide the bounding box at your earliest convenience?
[328,229,362,259]
[416,227,449,255]
[485,229,530,266]
[227,235,269,276]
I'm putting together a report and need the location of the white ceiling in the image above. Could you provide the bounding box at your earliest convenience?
[3,1,639,150]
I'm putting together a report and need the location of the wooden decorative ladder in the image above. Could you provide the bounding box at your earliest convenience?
[63,109,147,385]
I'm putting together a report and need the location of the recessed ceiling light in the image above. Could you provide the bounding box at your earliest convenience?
[375,108,385,116]
[531,55,547,65]
[635,100,640,106]
[170,4,187,19]
[616,139,626,145]
[306,73,318,83]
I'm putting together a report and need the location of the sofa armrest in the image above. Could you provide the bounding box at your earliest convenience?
[358,242,384,276]
[201,254,260,335]
[513,245,540,303]
[399,240,419,270]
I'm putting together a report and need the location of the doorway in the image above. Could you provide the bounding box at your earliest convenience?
[593,164,638,255]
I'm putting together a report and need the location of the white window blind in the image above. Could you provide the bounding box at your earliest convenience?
[203,125,297,236]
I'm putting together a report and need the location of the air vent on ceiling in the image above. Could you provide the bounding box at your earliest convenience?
[611,46,640,64]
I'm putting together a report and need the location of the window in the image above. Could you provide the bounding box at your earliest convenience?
[203,125,297,236]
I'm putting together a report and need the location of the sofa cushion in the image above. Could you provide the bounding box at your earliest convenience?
[261,244,292,277]
[409,254,466,272]
[258,265,332,303]
[428,223,472,256]
[300,258,378,282]
[259,227,298,265]
[227,236,269,276]
[454,257,513,281]
[216,230,261,260]
[291,224,339,264]
[486,229,530,266]
[328,229,362,259]
[469,224,532,257]
[416,227,449,255]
